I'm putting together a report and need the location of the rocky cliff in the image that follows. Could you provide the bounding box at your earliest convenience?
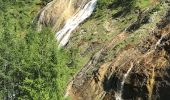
[64,1,170,100]
[37,0,170,99]
[37,0,90,32]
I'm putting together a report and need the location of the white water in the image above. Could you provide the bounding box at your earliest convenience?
[115,64,133,100]
[56,0,97,47]
[155,35,165,49]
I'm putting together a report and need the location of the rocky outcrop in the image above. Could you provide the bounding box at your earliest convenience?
[37,0,97,47]
[66,5,170,100]
[37,0,90,32]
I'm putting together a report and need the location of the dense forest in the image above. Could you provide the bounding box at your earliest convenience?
[0,0,78,99]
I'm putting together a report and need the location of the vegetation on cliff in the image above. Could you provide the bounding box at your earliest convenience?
[0,0,169,100]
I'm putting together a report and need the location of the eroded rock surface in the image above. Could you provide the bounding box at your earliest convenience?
[67,5,170,100]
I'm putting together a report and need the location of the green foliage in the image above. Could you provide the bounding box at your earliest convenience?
[97,0,113,8]
[94,0,113,18]
[94,0,151,19]
[0,0,78,100]
[95,0,137,18]
[0,27,73,99]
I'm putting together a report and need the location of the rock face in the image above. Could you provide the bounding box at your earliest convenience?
[37,0,170,99]
[37,0,97,47]
[37,0,90,32]
[66,6,170,100]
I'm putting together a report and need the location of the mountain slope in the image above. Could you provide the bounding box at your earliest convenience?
[63,0,170,100]
[1,0,170,100]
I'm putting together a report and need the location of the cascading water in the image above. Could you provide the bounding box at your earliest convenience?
[56,0,97,47]
[155,35,165,49]
[115,63,133,100]
[63,0,97,97]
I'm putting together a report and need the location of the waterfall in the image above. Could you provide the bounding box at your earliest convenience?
[155,35,165,49]
[115,63,133,100]
[56,0,97,47]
